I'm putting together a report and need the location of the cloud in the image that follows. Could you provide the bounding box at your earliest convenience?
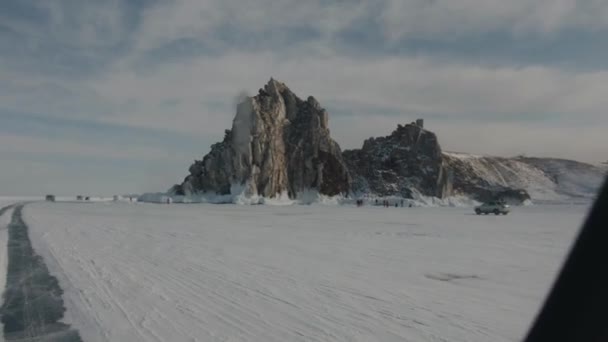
[0,0,145,79]
[129,0,368,53]
[91,52,608,129]
[1,0,607,195]
[0,133,192,162]
[381,0,608,40]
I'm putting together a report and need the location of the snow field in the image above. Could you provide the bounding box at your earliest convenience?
[23,202,587,341]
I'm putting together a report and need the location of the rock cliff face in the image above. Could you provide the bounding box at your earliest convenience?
[342,122,452,199]
[172,79,351,198]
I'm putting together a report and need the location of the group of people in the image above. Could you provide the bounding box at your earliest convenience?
[354,199,414,208]
[378,200,400,208]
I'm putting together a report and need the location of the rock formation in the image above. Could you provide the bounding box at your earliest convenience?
[342,121,452,199]
[171,78,605,204]
[172,79,351,198]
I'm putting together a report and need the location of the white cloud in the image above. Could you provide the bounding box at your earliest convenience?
[75,48,608,164]
[0,1,131,50]
[122,0,608,56]
[0,72,112,118]
[381,0,608,41]
[0,134,191,162]
[130,0,371,53]
[91,51,608,124]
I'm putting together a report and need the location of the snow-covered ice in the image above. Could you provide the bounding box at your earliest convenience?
[22,202,588,342]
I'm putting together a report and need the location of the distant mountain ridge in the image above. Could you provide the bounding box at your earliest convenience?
[170,79,605,204]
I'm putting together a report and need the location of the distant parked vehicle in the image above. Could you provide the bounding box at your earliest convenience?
[45,195,56,202]
[475,201,510,215]
[76,195,83,201]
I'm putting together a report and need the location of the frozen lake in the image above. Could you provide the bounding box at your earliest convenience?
[10,202,589,341]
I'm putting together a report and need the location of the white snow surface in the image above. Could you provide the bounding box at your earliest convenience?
[23,202,587,342]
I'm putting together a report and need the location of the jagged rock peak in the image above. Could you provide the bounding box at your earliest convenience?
[173,79,351,198]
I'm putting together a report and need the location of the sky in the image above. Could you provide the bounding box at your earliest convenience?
[1,0,607,196]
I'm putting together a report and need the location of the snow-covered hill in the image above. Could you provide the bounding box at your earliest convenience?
[443,152,605,203]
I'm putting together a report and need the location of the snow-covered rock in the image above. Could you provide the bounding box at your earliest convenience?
[515,157,605,200]
[443,153,605,203]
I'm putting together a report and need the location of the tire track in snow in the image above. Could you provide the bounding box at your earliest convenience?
[0,205,16,219]
[0,205,82,341]
[0,204,16,339]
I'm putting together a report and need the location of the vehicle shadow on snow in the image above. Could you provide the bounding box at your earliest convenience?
[0,205,82,341]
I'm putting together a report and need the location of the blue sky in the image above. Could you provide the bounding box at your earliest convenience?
[1,0,607,195]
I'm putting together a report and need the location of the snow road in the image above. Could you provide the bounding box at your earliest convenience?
[22,203,586,342]
[1,205,81,341]
[0,205,14,341]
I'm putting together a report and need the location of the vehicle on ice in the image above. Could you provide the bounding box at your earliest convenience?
[475,201,510,215]
[45,194,56,202]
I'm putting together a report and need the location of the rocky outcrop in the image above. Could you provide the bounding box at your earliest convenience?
[341,120,604,204]
[172,79,351,198]
[342,123,540,204]
[171,79,604,205]
[342,121,452,199]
